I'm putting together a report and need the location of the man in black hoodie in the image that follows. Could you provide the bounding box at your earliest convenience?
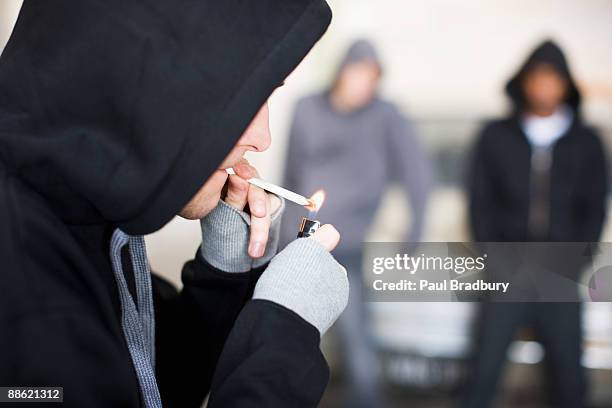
[0,1,350,407]
[465,41,608,407]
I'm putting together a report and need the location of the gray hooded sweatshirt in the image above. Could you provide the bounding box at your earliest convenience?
[281,40,432,255]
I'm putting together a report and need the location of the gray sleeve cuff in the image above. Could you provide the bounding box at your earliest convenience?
[200,197,285,273]
[253,238,349,336]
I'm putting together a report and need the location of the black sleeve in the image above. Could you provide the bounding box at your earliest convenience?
[154,252,265,408]
[468,126,502,241]
[154,254,329,408]
[207,300,329,408]
[576,133,608,242]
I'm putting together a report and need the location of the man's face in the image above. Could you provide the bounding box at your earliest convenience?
[521,63,568,115]
[335,60,380,110]
[179,102,271,219]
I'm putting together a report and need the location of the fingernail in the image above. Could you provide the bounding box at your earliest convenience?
[250,242,264,257]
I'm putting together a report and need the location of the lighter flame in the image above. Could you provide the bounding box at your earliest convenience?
[306,189,326,212]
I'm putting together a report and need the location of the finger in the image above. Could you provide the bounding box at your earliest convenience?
[233,159,256,180]
[224,158,253,210]
[224,174,249,210]
[312,224,341,252]
[246,179,267,218]
[248,191,271,258]
[243,165,268,218]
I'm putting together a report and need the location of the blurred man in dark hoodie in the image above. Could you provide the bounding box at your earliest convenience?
[465,40,608,408]
[281,39,432,408]
[0,1,351,407]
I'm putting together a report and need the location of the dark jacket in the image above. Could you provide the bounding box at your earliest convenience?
[469,41,608,242]
[0,1,332,407]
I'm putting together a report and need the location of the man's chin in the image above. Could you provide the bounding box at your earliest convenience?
[178,192,222,220]
[178,170,228,220]
[178,191,221,220]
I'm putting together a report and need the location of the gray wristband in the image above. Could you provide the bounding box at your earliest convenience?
[200,197,285,272]
[253,238,349,336]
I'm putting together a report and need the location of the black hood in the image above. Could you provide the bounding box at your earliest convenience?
[505,40,581,111]
[0,0,331,235]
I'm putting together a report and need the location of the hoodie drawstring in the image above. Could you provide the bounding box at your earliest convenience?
[110,229,162,408]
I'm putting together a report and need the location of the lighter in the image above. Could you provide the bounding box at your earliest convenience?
[297,190,326,238]
[297,217,321,238]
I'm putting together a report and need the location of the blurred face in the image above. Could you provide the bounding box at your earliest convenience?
[521,63,568,116]
[333,60,381,111]
[179,102,271,219]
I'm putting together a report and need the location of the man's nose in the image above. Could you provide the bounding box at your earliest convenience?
[242,115,271,152]
[253,127,272,152]
[239,126,271,153]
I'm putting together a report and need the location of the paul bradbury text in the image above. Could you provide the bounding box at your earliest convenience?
[368,250,510,298]
[372,279,510,293]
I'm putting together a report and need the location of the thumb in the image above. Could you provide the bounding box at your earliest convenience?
[311,224,340,252]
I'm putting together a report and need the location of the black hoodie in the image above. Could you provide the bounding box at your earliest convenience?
[0,1,331,407]
[469,40,608,242]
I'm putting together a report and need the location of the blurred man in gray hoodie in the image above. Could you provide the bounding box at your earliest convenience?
[281,39,432,407]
